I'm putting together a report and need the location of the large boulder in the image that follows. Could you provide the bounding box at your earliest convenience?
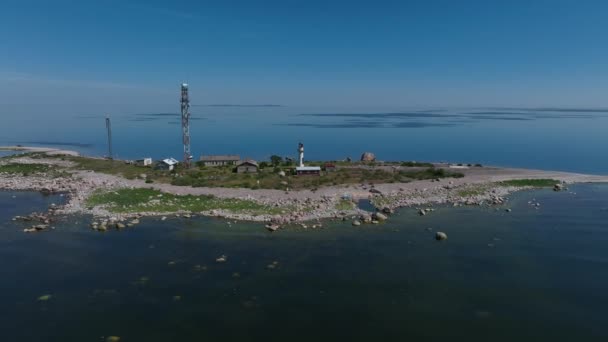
[553,183,564,191]
[361,152,376,162]
[360,213,372,223]
[265,224,280,232]
[435,232,448,241]
[373,212,387,221]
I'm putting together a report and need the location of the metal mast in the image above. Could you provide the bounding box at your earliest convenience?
[181,83,192,168]
[105,116,113,159]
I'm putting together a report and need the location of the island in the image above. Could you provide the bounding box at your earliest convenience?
[2,145,607,232]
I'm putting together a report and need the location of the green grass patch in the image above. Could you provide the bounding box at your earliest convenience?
[0,163,50,175]
[86,188,283,215]
[456,186,488,197]
[67,157,152,180]
[335,199,355,211]
[498,179,558,187]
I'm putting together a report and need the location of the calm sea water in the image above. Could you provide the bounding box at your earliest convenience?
[2,106,608,174]
[1,185,607,341]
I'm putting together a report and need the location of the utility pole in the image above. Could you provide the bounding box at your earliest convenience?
[105,115,113,159]
[181,83,192,168]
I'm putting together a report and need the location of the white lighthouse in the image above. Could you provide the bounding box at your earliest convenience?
[295,142,321,176]
[298,142,305,167]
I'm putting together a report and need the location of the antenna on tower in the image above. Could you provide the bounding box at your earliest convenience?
[181,83,192,168]
[105,115,113,159]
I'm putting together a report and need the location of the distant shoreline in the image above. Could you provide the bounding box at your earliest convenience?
[194,104,283,107]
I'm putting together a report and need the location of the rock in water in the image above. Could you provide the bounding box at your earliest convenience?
[216,255,227,263]
[37,294,52,301]
[352,220,361,226]
[553,183,564,191]
[435,232,448,241]
[106,337,121,342]
[360,152,376,162]
[265,224,280,232]
[373,212,388,221]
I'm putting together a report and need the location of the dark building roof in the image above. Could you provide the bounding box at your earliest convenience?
[237,160,258,167]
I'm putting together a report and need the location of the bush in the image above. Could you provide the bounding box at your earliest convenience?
[145,179,153,184]
[400,161,434,167]
[270,155,283,166]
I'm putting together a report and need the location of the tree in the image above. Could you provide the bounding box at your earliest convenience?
[270,155,283,166]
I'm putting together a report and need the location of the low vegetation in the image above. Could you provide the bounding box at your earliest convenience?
[170,166,464,190]
[456,186,489,197]
[400,161,435,167]
[28,154,466,190]
[86,188,283,215]
[498,179,558,187]
[0,163,50,175]
[335,199,356,211]
[66,157,154,179]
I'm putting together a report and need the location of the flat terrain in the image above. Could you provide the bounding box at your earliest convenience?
[2,147,608,223]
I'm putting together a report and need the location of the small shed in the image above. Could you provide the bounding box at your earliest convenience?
[296,166,321,176]
[136,158,153,167]
[155,158,179,171]
[236,160,259,173]
[199,155,240,167]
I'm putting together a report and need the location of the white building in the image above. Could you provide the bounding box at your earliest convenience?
[155,158,179,171]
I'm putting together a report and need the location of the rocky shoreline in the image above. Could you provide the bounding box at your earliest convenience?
[2,152,608,232]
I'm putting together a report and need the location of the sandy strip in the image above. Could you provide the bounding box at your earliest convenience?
[0,146,80,156]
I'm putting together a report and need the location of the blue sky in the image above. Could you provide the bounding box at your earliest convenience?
[1,0,608,108]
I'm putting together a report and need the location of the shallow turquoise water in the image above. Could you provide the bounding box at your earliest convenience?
[1,185,607,341]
